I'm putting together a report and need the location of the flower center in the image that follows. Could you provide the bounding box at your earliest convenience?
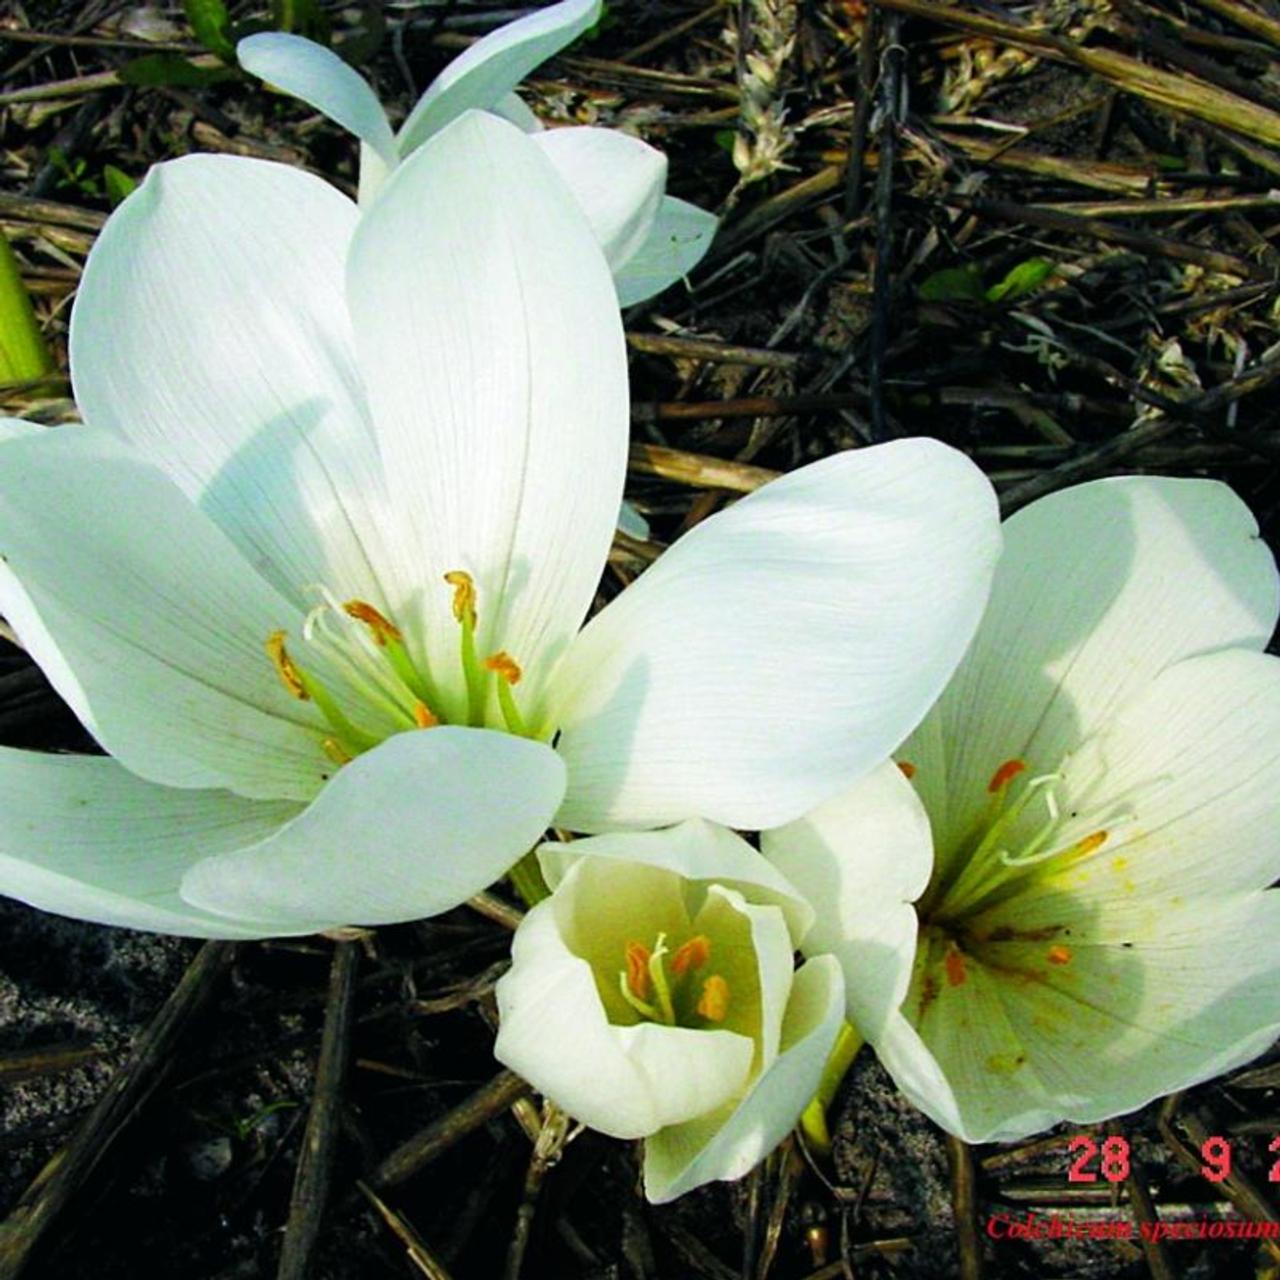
[265,571,536,765]
[917,756,1112,927]
[617,932,731,1027]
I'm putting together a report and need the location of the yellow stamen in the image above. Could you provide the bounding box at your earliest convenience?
[1029,829,1108,874]
[444,570,477,627]
[413,700,439,729]
[266,631,379,755]
[1003,827,1109,872]
[445,570,486,726]
[497,682,527,735]
[671,935,711,976]
[342,599,402,647]
[266,630,308,701]
[322,737,352,765]
[696,975,730,1022]
[484,651,527,733]
[484,651,522,685]
[1072,830,1108,857]
[924,765,1063,922]
[648,934,676,1024]
[625,942,652,1001]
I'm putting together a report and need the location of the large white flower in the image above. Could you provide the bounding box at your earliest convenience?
[0,110,999,940]
[237,0,716,304]
[764,477,1280,1142]
[494,820,846,1202]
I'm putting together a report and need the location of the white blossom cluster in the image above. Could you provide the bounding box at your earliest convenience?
[2,0,1278,1206]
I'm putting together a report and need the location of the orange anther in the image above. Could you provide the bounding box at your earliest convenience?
[342,599,402,646]
[671,935,711,976]
[987,758,1028,793]
[897,760,917,779]
[266,630,308,701]
[696,975,730,1022]
[321,737,351,765]
[1074,831,1108,856]
[443,570,476,626]
[944,946,968,987]
[1047,945,1073,966]
[625,942,652,1001]
[412,701,439,729]
[483,651,523,685]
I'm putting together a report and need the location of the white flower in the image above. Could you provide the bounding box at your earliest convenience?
[763,476,1280,1142]
[237,0,716,304]
[494,820,846,1202]
[0,110,999,940]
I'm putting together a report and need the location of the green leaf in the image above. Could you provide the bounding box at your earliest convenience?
[233,1099,298,1141]
[918,264,985,302]
[103,165,138,207]
[183,0,236,62]
[0,234,54,387]
[118,53,238,88]
[46,145,99,197]
[985,257,1056,304]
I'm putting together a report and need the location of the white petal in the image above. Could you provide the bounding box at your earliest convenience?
[613,1021,756,1132]
[990,894,1280,1133]
[395,0,602,154]
[551,439,1001,832]
[874,1010,973,1140]
[644,955,845,1203]
[491,92,543,132]
[762,761,933,1040]
[991,649,1280,929]
[889,893,1280,1143]
[70,153,399,613]
[908,476,1280,865]
[691,885,795,1074]
[0,748,310,938]
[346,112,627,719]
[889,933,1060,1142]
[614,197,719,306]
[357,139,393,206]
[540,848,695,991]
[538,819,814,944]
[180,727,565,927]
[532,127,666,271]
[494,891,753,1138]
[0,416,43,441]
[0,426,335,801]
[236,34,397,165]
